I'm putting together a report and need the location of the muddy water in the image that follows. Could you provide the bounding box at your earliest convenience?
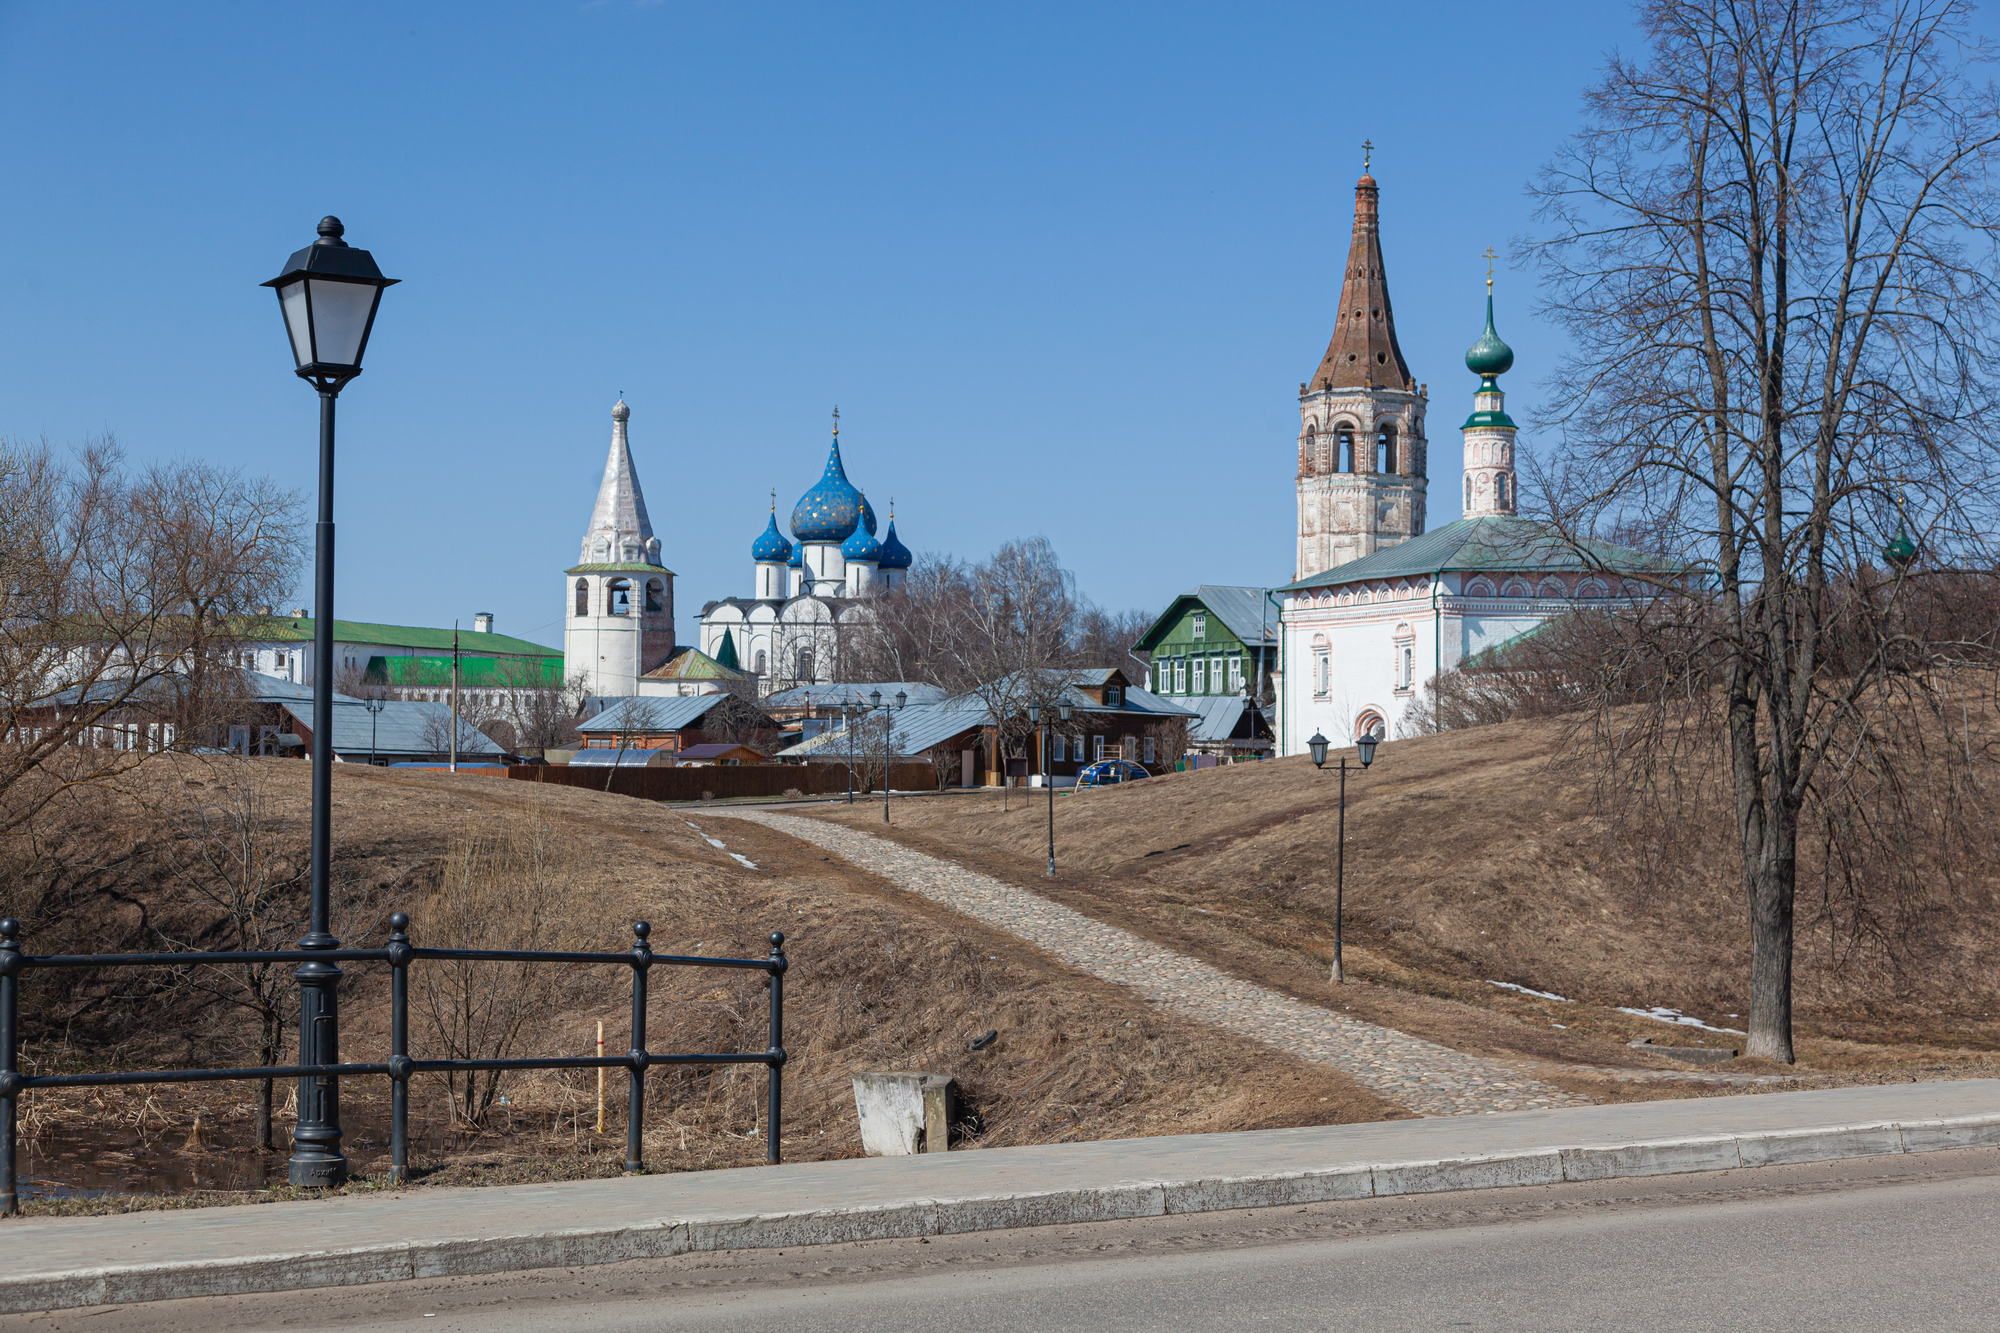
[18,1119,415,1201]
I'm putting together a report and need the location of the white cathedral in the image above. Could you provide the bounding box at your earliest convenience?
[562,401,911,698]
[1272,165,1662,753]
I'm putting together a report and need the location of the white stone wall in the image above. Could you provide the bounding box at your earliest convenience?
[1294,384,1429,581]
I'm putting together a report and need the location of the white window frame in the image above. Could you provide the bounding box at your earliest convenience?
[1230,657,1245,692]
[1173,658,1187,692]
[1053,733,1067,762]
[1313,650,1330,697]
[1191,612,1207,640]
[1141,735,1156,764]
[1211,655,1226,694]
[1093,735,1107,761]
[1192,658,1206,693]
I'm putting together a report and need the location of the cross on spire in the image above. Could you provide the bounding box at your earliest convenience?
[769,486,777,512]
[1482,245,1498,290]
[1362,138,1374,171]
[831,405,840,437]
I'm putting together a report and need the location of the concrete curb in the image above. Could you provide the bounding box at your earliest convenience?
[5,1112,1997,1314]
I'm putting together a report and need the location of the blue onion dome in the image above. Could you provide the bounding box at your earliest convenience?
[842,525,883,562]
[786,543,804,569]
[790,436,864,543]
[877,518,913,570]
[857,491,879,537]
[1465,289,1515,380]
[751,510,793,563]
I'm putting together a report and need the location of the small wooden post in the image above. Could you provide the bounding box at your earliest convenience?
[594,1020,606,1134]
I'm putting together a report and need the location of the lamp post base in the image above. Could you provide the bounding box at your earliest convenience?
[287,944,348,1188]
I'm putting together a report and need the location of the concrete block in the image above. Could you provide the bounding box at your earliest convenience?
[99,1248,414,1309]
[852,1072,956,1156]
[1561,1136,1742,1182]
[685,1201,941,1252]
[0,1273,110,1317]
[1163,1167,1375,1214]
[409,1224,687,1279]
[1372,1151,1565,1198]
[1896,1115,2000,1153]
[1734,1123,1903,1168]
[928,1185,1165,1235]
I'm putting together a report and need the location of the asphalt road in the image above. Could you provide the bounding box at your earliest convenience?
[14,1149,1998,1332]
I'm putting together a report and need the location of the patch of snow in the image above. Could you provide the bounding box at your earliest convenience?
[1486,980,1574,1003]
[684,821,757,870]
[1550,1023,1568,1029]
[1617,1005,1746,1035]
[729,852,759,870]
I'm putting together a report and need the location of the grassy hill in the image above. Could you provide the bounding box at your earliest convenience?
[6,759,1391,1207]
[815,711,2000,1082]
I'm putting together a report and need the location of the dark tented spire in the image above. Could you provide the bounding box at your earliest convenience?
[1310,169,1414,392]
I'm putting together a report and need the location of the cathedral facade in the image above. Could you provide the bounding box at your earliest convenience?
[695,413,911,693]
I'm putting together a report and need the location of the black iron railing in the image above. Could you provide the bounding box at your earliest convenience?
[0,914,787,1216]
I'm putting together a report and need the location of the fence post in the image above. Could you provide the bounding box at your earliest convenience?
[765,931,787,1165]
[626,921,652,1174]
[386,912,411,1187]
[1,918,20,1216]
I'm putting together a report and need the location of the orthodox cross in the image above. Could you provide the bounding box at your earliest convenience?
[1482,246,1498,290]
[831,405,840,437]
[1362,138,1374,171]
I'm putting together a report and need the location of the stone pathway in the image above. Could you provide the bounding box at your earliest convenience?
[716,809,1583,1117]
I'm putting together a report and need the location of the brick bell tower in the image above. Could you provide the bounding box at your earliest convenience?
[1295,147,1428,581]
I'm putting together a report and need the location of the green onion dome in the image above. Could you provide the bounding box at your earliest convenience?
[1465,291,1514,379]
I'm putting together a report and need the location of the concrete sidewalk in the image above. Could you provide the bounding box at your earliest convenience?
[3,1080,1996,1315]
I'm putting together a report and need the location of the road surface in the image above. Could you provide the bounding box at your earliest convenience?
[12,1149,1997,1331]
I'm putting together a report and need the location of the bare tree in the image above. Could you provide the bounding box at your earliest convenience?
[504,668,592,757]
[150,761,307,1150]
[1527,0,2000,1060]
[0,441,302,835]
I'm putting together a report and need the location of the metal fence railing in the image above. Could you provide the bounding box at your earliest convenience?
[0,915,787,1216]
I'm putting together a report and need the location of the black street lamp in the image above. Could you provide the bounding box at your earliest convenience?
[364,696,385,766]
[1308,728,1378,984]
[871,689,907,823]
[1027,701,1073,877]
[264,216,396,1189]
[839,701,861,804]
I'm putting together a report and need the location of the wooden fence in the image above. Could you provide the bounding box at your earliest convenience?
[508,761,940,803]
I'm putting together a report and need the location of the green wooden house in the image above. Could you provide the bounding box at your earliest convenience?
[1132,585,1279,759]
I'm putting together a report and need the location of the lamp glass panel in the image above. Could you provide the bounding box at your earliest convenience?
[305,276,379,368]
[277,280,313,367]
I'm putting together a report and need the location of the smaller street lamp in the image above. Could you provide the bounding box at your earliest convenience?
[1308,729,1378,983]
[1027,700,1073,877]
[871,689,907,823]
[364,696,385,766]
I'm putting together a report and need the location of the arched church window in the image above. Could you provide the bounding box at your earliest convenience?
[1354,711,1386,741]
[574,578,589,616]
[795,648,814,682]
[644,578,665,614]
[1501,578,1533,599]
[1336,424,1357,473]
[1496,475,1510,509]
[1465,577,1496,598]
[1537,577,1567,600]
[754,650,767,675]
[1302,424,1316,467]
[1376,423,1397,474]
[607,578,632,617]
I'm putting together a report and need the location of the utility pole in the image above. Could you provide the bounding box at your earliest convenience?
[449,620,461,773]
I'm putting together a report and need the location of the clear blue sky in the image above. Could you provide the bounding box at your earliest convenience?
[2,0,1681,651]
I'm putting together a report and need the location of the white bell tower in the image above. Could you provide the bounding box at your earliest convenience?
[564,399,675,696]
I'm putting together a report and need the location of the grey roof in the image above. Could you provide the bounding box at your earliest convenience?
[1281,516,1679,591]
[39,668,350,710]
[575,694,735,735]
[762,682,949,710]
[779,697,992,759]
[278,699,503,758]
[1178,695,1274,744]
[982,670,1196,719]
[1135,585,1281,653]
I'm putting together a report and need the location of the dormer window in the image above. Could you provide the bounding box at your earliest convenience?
[1191,612,1207,640]
[1105,685,1123,707]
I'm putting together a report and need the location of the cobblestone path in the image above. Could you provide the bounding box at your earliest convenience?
[717,809,1583,1117]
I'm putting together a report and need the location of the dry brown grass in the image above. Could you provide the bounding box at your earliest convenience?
[811,709,2000,1085]
[5,758,1394,1208]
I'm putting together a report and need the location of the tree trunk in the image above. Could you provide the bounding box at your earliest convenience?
[1744,804,1798,1063]
[257,1013,281,1151]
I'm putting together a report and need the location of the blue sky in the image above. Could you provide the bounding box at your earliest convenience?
[1,0,1673,650]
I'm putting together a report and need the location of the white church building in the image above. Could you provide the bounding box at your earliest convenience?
[1273,167,1663,753]
[695,411,912,693]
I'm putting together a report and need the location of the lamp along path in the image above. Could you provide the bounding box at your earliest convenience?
[713,810,1580,1116]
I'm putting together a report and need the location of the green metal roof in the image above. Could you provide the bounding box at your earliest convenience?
[643,646,747,682]
[364,654,565,689]
[1281,516,1680,591]
[246,616,560,659]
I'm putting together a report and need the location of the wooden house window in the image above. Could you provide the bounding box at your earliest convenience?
[1192,612,1207,640]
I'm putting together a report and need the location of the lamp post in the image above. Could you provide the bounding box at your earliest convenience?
[1027,701,1073,877]
[264,216,396,1188]
[364,696,385,766]
[839,700,860,804]
[1307,728,1378,984]
[871,688,906,823]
